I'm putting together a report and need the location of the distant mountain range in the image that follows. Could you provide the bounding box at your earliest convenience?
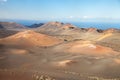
[0,21,120,39]
[0,21,119,32]
[0,22,26,30]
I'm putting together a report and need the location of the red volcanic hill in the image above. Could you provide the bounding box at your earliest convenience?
[0,30,62,47]
[36,22,81,35]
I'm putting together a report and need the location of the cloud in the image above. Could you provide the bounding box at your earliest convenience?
[69,16,73,18]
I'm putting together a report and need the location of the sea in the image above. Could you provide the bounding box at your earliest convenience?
[71,22,120,30]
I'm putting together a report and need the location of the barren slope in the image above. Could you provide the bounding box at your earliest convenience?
[0,30,62,47]
[54,40,119,56]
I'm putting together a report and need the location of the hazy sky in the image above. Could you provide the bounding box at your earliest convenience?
[0,0,120,22]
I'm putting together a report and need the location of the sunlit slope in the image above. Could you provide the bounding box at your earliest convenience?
[0,30,62,47]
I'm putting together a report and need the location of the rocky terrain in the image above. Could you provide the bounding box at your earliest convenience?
[0,21,120,80]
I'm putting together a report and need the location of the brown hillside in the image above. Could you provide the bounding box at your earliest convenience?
[54,40,118,56]
[0,30,62,47]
